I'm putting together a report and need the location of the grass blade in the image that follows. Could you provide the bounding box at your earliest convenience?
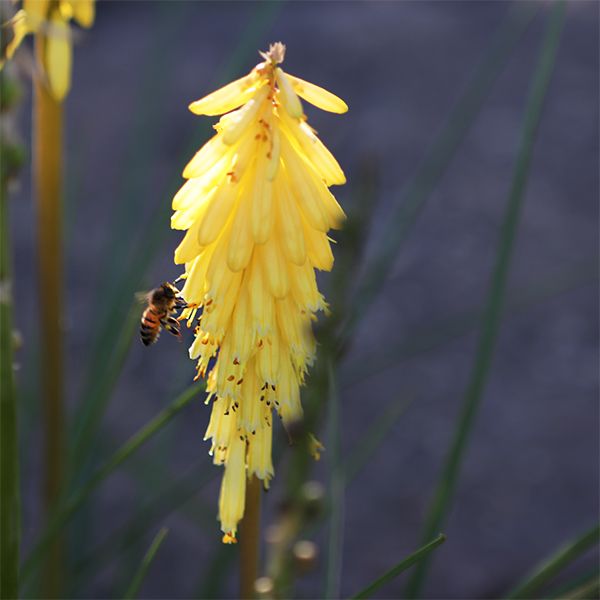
[546,568,600,600]
[405,3,567,597]
[506,523,600,599]
[122,527,169,600]
[350,534,446,600]
[342,1,541,342]
[20,382,203,582]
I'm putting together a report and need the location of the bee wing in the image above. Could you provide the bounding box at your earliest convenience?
[135,290,152,304]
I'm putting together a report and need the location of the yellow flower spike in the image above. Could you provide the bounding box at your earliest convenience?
[3,0,95,100]
[172,42,346,541]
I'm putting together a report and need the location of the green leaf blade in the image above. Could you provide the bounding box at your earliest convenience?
[351,534,447,600]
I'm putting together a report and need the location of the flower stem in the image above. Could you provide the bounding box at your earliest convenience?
[33,32,66,599]
[240,475,262,599]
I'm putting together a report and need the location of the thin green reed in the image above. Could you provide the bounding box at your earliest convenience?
[0,67,25,599]
[351,535,446,600]
[0,176,20,600]
[405,3,567,597]
[122,527,169,600]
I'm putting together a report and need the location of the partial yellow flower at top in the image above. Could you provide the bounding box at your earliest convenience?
[2,0,95,100]
[172,42,347,543]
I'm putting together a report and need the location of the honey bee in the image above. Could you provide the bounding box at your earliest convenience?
[139,282,187,346]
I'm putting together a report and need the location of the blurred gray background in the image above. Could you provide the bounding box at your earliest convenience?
[10,1,598,598]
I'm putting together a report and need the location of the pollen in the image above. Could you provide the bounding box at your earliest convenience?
[172,42,346,542]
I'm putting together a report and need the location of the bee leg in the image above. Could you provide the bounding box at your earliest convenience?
[161,318,181,338]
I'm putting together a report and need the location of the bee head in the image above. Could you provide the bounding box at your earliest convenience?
[161,282,178,299]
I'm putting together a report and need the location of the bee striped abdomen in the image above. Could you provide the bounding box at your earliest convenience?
[141,308,162,346]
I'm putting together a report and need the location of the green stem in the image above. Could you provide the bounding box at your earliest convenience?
[405,3,567,597]
[33,31,66,599]
[0,154,21,600]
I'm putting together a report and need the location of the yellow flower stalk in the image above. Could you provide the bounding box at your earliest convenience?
[172,42,347,543]
[2,0,95,100]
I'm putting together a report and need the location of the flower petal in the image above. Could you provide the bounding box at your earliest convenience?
[222,83,270,146]
[173,219,204,264]
[275,67,303,118]
[256,235,289,299]
[248,256,274,336]
[279,135,330,232]
[287,72,348,113]
[299,209,334,271]
[45,8,72,101]
[251,146,275,245]
[274,175,306,266]
[182,135,230,180]
[278,104,346,186]
[197,180,238,246]
[189,70,259,116]
[218,431,247,538]
[227,183,255,272]
[70,0,95,27]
